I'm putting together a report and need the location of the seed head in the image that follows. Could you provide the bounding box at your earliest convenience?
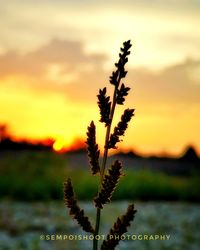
[64,178,94,233]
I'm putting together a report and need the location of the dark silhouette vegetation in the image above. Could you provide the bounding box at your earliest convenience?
[64,40,136,250]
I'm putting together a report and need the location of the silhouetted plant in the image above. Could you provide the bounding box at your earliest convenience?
[64,40,136,250]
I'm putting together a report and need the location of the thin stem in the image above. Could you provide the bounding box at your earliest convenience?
[93,208,101,250]
[93,125,110,250]
[100,86,118,180]
[93,83,119,250]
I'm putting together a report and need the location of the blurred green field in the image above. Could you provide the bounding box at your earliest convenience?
[0,151,199,201]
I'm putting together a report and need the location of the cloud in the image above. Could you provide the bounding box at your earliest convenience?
[129,58,200,107]
[29,39,106,65]
[1,0,199,69]
[0,38,200,108]
[0,39,106,76]
[0,39,107,99]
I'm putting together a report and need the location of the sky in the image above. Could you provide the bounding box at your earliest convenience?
[0,0,200,155]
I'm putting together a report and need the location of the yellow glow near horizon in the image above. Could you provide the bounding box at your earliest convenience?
[53,140,63,152]
[52,138,66,152]
[0,73,200,156]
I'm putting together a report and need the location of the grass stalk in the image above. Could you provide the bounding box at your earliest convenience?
[64,40,136,250]
[93,63,124,249]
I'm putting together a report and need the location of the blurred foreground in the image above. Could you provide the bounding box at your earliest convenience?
[0,201,199,250]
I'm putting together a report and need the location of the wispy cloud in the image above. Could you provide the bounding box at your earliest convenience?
[1,38,199,105]
[0,0,199,68]
[0,39,106,98]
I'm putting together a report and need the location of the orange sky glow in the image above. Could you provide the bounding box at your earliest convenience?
[0,1,200,156]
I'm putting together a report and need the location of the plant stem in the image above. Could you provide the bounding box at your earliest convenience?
[100,86,118,181]
[93,85,118,250]
[93,208,101,250]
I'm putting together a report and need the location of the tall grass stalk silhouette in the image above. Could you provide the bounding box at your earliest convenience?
[64,40,136,250]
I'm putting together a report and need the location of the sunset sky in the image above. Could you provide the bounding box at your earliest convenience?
[0,0,200,156]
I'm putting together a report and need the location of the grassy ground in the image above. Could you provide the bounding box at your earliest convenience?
[0,151,199,201]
